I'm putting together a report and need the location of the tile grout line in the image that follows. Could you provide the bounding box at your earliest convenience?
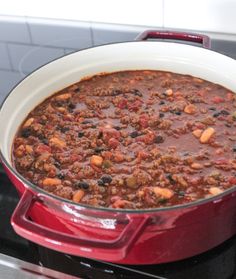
[0,67,16,73]
[5,43,14,71]
[90,21,95,46]
[25,16,34,44]
[0,40,67,51]
[63,48,67,55]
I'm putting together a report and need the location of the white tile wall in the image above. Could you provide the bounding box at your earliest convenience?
[92,23,146,45]
[0,16,31,43]
[64,49,77,55]
[28,18,92,49]
[0,0,164,27]
[0,14,236,105]
[8,44,65,74]
[0,43,11,70]
[163,0,236,34]
[0,70,23,101]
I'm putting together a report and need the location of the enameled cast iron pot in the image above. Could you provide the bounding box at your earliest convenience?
[1,31,236,265]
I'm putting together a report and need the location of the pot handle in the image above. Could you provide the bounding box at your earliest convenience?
[136,30,210,48]
[11,189,149,261]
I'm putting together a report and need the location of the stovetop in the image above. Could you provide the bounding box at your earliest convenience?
[0,165,236,279]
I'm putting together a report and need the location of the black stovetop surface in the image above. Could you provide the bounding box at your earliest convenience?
[0,166,236,279]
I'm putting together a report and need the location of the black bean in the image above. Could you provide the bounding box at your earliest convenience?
[130,131,139,138]
[159,198,167,204]
[94,147,105,154]
[114,126,121,130]
[112,89,122,96]
[209,107,216,111]
[97,179,105,186]
[60,127,70,133]
[54,100,63,107]
[213,112,221,117]
[159,101,165,105]
[68,103,76,109]
[175,111,182,115]
[220,110,230,115]
[54,161,61,168]
[82,120,92,124]
[155,135,165,143]
[101,175,112,184]
[78,132,85,138]
[166,174,176,184]
[225,123,231,127]
[233,145,236,152]
[161,93,167,98]
[57,173,65,179]
[132,89,143,97]
[38,134,45,141]
[74,181,89,190]
[21,128,31,138]
[159,113,165,118]
[40,119,47,125]
[136,92,143,97]
[98,131,103,139]
[42,138,49,145]
[170,110,181,115]
[75,87,80,93]
[178,190,185,197]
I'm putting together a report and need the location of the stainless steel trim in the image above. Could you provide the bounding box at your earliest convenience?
[0,253,79,279]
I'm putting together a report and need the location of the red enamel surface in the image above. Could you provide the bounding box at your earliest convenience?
[136,30,211,48]
[3,163,236,264]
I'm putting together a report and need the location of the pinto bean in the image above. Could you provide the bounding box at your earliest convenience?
[165,89,173,96]
[23,118,34,128]
[200,127,215,143]
[190,163,203,169]
[49,137,66,148]
[55,93,72,101]
[209,187,223,195]
[15,145,26,157]
[153,187,174,199]
[73,190,85,203]
[184,104,197,114]
[90,155,103,167]
[126,176,138,188]
[25,145,33,154]
[42,178,61,187]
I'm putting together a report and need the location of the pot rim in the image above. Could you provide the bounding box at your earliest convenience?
[1,40,236,214]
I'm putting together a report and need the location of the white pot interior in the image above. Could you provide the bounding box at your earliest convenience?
[1,41,236,165]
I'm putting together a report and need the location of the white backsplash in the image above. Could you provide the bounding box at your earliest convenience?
[0,14,236,104]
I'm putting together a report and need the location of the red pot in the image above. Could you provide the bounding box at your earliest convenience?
[1,30,236,265]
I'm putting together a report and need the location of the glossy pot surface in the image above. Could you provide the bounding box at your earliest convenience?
[1,31,236,264]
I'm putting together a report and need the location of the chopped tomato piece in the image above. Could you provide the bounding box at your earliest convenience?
[128,100,142,111]
[212,96,224,104]
[117,99,128,109]
[108,138,119,149]
[228,177,236,185]
[139,114,149,128]
[35,144,51,154]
